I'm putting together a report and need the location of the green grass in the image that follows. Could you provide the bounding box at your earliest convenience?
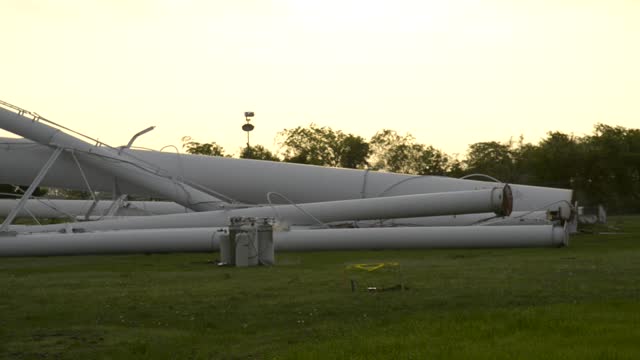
[1,216,640,359]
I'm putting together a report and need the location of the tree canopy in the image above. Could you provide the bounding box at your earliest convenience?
[181,136,227,157]
[369,129,456,176]
[277,124,369,169]
[240,145,280,161]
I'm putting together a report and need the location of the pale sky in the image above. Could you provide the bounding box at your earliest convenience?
[1,0,639,158]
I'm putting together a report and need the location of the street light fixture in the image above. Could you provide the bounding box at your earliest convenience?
[242,112,255,147]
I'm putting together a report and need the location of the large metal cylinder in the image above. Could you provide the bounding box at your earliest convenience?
[0,136,572,213]
[217,232,232,264]
[10,187,512,234]
[257,218,275,265]
[273,225,568,251]
[0,227,220,256]
[0,224,567,257]
[234,233,250,267]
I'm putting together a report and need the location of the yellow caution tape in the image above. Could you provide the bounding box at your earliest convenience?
[346,262,399,272]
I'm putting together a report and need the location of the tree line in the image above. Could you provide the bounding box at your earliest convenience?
[183,123,640,214]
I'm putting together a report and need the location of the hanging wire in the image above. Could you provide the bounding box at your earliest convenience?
[265,191,329,228]
[459,173,503,183]
[376,175,435,197]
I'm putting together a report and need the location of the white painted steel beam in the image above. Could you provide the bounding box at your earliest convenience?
[274,225,568,251]
[0,224,566,257]
[351,210,555,228]
[0,228,221,256]
[9,187,512,233]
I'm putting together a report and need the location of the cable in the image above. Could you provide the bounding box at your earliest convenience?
[377,174,436,197]
[459,174,503,183]
[265,191,329,228]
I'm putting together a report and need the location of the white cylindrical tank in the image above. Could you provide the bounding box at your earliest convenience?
[217,232,232,264]
[235,232,250,267]
[257,219,275,265]
[247,230,259,266]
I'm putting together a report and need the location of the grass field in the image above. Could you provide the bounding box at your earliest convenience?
[1,216,640,359]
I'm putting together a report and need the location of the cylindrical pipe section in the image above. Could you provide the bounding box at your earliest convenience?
[10,187,512,234]
[0,225,567,257]
[274,225,567,251]
[0,228,220,257]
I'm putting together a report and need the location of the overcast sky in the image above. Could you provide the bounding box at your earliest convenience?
[2,0,639,157]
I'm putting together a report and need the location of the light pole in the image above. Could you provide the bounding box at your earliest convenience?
[242,111,255,148]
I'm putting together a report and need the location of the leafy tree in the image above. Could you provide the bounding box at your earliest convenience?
[338,134,371,169]
[463,141,515,182]
[240,145,280,161]
[370,129,452,175]
[278,124,370,169]
[181,136,227,156]
[579,124,640,211]
[518,132,582,189]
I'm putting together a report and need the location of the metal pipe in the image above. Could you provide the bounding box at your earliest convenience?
[274,225,568,251]
[0,228,221,256]
[9,188,512,233]
[0,224,566,257]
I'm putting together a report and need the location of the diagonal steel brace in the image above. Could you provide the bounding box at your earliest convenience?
[0,147,63,232]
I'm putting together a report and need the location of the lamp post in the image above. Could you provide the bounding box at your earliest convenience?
[242,112,255,148]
